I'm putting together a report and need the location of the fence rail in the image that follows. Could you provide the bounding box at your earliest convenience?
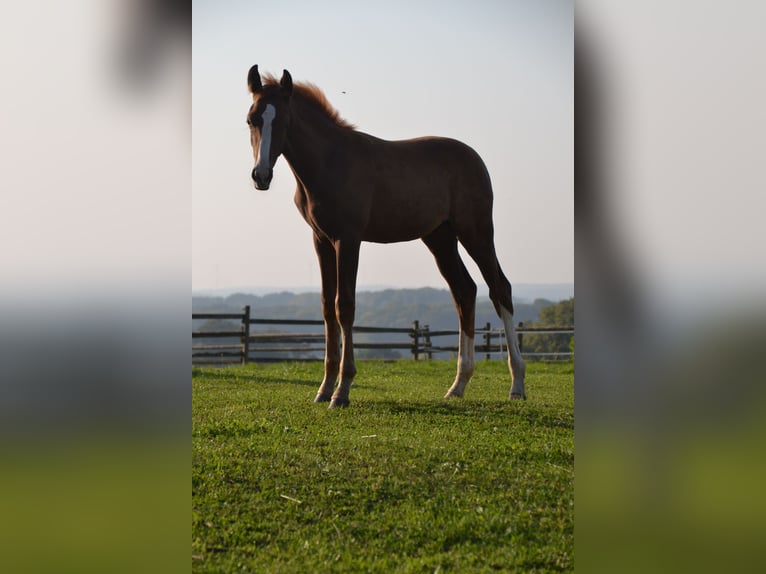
[192,305,573,365]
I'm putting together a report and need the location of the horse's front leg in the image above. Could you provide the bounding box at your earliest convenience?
[329,238,360,408]
[313,234,340,403]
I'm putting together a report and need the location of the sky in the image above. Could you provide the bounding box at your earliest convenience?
[192,0,573,292]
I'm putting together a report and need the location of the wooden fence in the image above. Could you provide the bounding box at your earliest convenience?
[193,305,573,365]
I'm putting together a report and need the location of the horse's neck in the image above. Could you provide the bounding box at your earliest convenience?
[283,99,349,188]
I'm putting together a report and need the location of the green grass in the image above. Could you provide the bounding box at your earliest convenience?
[192,360,574,573]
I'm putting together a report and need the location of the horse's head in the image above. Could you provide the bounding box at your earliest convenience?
[246,65,292,190]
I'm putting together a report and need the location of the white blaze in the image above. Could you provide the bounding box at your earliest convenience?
[255,104,276,174]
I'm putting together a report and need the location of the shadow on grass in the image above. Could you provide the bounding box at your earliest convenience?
[365,399,574,431]
[253,376,319,388]
[192,367,242,381]
[366,398,515,420]
[193,367,320,388]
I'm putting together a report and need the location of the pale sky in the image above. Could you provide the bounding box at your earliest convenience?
[192,0,573,292]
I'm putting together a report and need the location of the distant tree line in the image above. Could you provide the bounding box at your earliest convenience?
[521,297,574,356]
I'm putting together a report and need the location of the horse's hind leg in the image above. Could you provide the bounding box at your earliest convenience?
[459,231,527,400]
[422,223,477,398]
[496,266,527,400]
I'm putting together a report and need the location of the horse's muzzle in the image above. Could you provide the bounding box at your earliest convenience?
[252,167,272,190]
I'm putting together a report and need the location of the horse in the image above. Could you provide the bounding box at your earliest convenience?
[246,66,526,408]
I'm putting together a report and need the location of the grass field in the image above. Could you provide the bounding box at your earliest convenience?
[192,360,574,573]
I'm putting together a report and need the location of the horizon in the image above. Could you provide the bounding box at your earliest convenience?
[192,282,575,303]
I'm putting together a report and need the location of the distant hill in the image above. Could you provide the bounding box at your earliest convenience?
[193,287,557,331]
[193,283,573,303]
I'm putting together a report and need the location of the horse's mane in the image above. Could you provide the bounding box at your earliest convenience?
[262,73,356,130]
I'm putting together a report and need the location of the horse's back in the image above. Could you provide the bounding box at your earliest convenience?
[356,133,494,242]
[359,133,492,194]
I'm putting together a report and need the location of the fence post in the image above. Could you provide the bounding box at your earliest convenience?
[484,321,492,360]
[423,325,432,360]
[517,321,524,354]
[242,305,251,365]
[411,320,420,361]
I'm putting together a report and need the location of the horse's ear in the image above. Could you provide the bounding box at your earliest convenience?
[248,65,262,94]
[280,69,293,98]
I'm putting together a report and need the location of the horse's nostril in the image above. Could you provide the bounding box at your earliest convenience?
[251,167,258,181]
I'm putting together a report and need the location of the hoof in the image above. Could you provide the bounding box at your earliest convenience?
[510,392,527,401]
[314,393,332,403]
[444,391,463,399]
[328,398,350,409]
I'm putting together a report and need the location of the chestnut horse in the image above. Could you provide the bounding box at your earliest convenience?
[246,66,526,407]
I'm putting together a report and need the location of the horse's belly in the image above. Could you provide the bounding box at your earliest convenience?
[363,185,450,242]
[362,207,446,243]
[362,226,427,244]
